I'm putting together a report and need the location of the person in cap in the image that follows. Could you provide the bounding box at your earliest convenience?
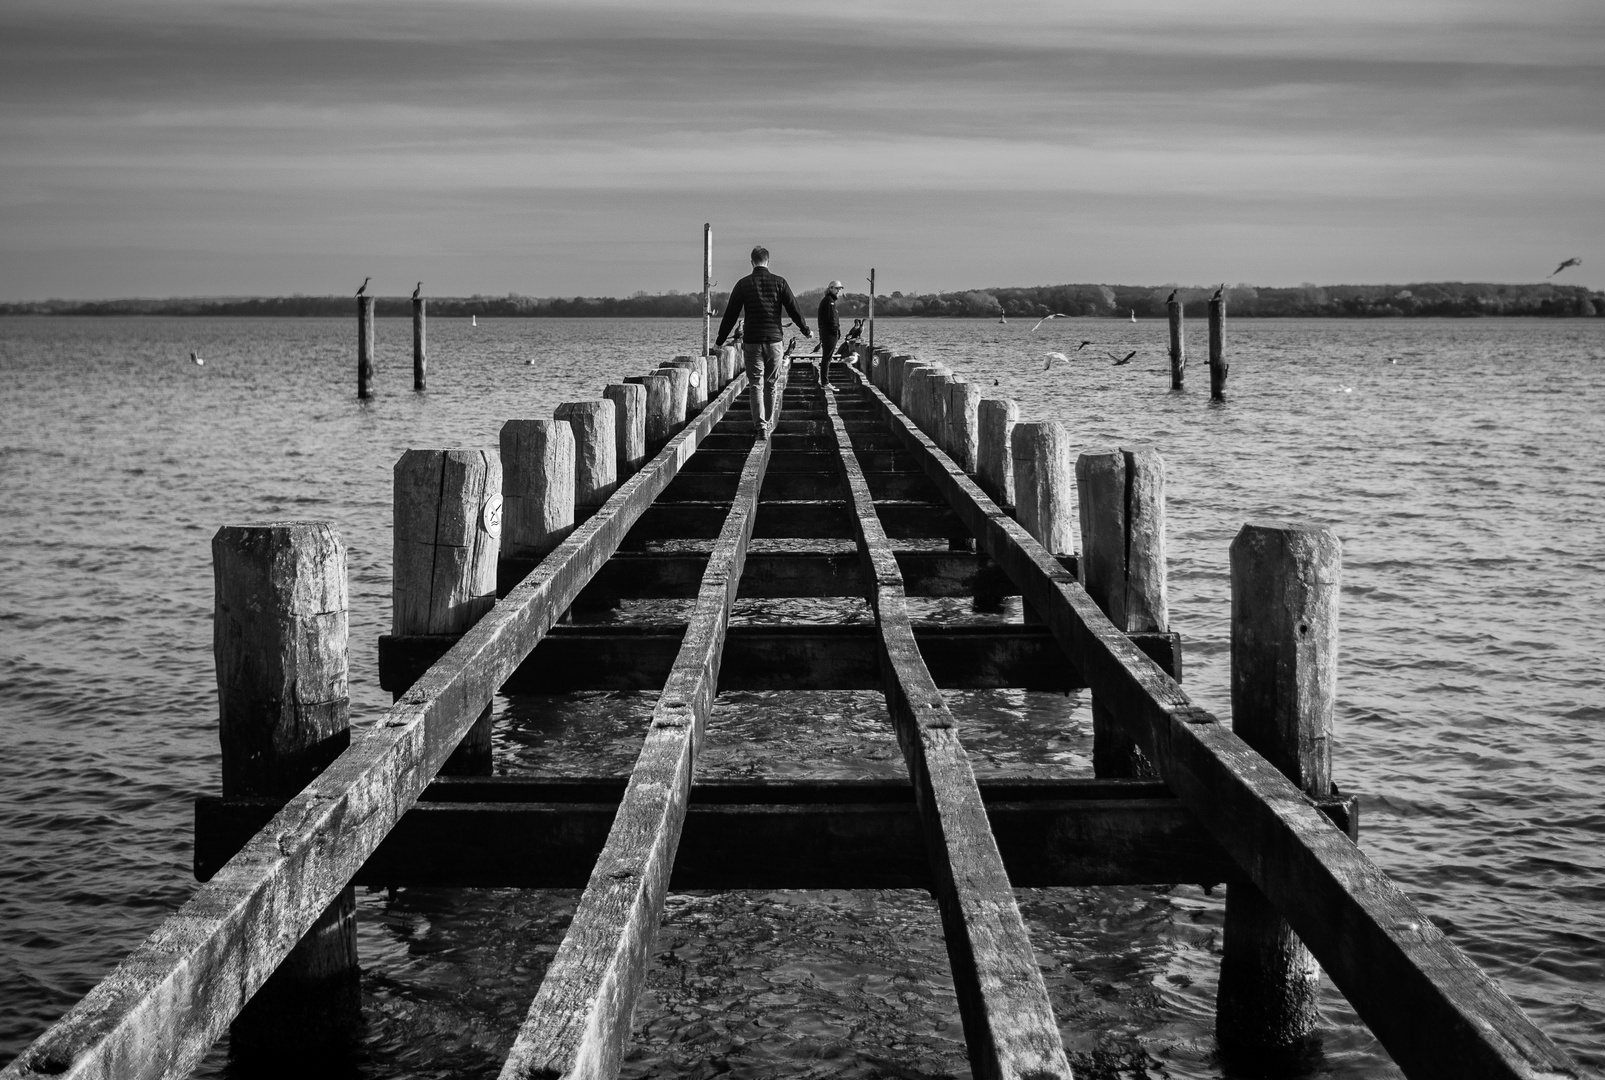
[715,245,812,436]
[817,279,844,389]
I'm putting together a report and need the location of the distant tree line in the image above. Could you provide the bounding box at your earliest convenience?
[5,281,1601,318]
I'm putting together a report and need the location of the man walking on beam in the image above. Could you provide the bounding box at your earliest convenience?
[715,245,812,437]
[817,279,844,390]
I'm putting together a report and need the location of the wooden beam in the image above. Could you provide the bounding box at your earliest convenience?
[662,469,932,502]
[847,371,1584,1080]
[627,499,966,542]
[821,387,1072,1080]
[0,376,751,1080]
[378,623,1178,693]
[498,389,774,1080]
[197,777,1308,890]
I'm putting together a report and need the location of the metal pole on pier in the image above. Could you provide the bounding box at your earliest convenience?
[867,268,875,358]
[702,223,713,363]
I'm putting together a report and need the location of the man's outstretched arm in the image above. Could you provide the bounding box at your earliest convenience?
[780,281,811,337]
[715,280,745,347]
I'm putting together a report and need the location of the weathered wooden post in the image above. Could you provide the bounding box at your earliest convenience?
[357,294,374,400]
[632,372,676,452]
[1076,446,1169,777]
[1217,520,1341,1055]
[413,293,427,392]
[500,421,575,560]
[1167,293,1184,391]
[1011,422,1076,555]
[977,398,1018,508]
[899,362,932,417]
[720,344,740,388]
[1209,289,1228,400]
[655,364,691,431]
[602,383,647,481]
[214,521,359,1053]
[946,378,980,473]
[554,400,617,512]
[667,356,706,412]
[929,373,954,452]
[395,449,502,772]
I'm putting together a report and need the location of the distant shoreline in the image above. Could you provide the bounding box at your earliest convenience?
[3,280,1601,319]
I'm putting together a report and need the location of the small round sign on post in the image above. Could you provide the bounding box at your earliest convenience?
[481,492,503,540]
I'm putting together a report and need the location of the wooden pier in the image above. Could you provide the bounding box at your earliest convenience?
[2,342,1586,1080]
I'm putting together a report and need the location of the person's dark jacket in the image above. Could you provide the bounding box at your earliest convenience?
[716,266,808,346]
[817,294,841,340]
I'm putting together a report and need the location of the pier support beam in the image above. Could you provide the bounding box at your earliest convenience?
[413,294,427,391]
[396,448,503,773]
[1216,521,1340,1057]
[357,295,374,400]
[213,521,358,1055]
[1077,447,1170,778]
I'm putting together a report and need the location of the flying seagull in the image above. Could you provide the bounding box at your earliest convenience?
[1030,313,1069,332]
[356,276,370,297]
[1076,340,1093,351]
[1548,257,1582,278]
[412,282,421,300]
[1043,351,1069,371]
[1109,350,1137,366]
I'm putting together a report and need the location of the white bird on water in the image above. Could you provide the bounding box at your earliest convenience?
[1030,313,1069,332]
[190,351,204,366]
[1130,308,1137,323]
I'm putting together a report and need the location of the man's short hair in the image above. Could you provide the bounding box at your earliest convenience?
[750,245,769,265]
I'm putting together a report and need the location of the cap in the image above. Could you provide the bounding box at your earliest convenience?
[828,280,843,290]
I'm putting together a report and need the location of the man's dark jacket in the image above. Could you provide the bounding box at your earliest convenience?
[716,266,809,346]
[817,294,841,340]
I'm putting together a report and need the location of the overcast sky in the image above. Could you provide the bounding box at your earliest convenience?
[1,0,1601,299]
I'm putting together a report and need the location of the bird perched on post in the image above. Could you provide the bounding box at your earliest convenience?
[1212,284,1224,301]
[357,277,370,297]
[1548,257,1582,278]
[412,282,421,300]
[1166,289,1177,304]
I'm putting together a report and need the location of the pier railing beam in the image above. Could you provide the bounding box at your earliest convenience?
[396,448,503,773]
[1077,447,1170,778]
[357,295,374,400]
[1216,521,1340,1056]
[213,521,358,1054]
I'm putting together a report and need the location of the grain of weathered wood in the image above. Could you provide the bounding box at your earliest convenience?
[822,386,1072,1080]
[656,363,691,430]
[602,383,647,481]
[212,521,358,1054]
[1167,294,1184,391]
[977,399,1018,508]
[946,378,980,473]
[630,372,675,451]
[0,373,748,1080]
[393,449,502,635]
[356,294,374,399]
[845,368,1584,1080]
[1012,421,1076,556]
[501,420,575,560]
[1209,291,1227,400]
[666,356,706,411]
[499,374,774,1080]
[555,400,619,508]
[413,295,427,391]
[1217,521,1340,1053]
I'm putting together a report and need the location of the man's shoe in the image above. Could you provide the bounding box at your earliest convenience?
[755,422,769,440]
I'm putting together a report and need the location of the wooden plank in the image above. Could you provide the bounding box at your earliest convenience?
[821,386,1072,1080]
[0,375,750,1080]
[498,394,774,1080]
[662,469,928,502]
[378,623,1177,693]
[846,370,1584,1080]
[684,447,915,472]
[196,778,1274,891]
[627,499,964,541]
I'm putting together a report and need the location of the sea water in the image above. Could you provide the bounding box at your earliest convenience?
[1,316,1600,1078]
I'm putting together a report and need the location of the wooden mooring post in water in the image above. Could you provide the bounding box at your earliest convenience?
[413,290,427,391]
[356,294,374,399]
[1209,287,1228,400]
[4,331,1585,1080]
[1168,291,1185,390]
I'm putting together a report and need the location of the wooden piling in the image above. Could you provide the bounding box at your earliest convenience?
[1167,294,1184,391]
[656,364,691,430]
[554,400,618,510]
[888,354,910,404]
[413,295,427,391]
[1217,521,1340,1055]
[357,295,374,399]
[499,422,574,560]
[945,379,980,474]
[1010,422,1075,555]
[977,398,1018,509]
[631,372,676,451]
[1076,447,1169,777]
[603,383,647,481]
[1209,291,1228,400]
[667,356,706,412]
[720,344,740,388]
[213,521,358,1052]
[395,448,502,772]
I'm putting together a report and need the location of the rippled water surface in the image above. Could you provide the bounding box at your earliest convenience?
[1,316,1601,1077]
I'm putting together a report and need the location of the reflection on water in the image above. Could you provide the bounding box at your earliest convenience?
[2,316,1602,1076]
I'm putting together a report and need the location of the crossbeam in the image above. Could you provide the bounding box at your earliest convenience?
[0,377,751,1080]
[822,387,1073,1080]
[850,370,1584,1080]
